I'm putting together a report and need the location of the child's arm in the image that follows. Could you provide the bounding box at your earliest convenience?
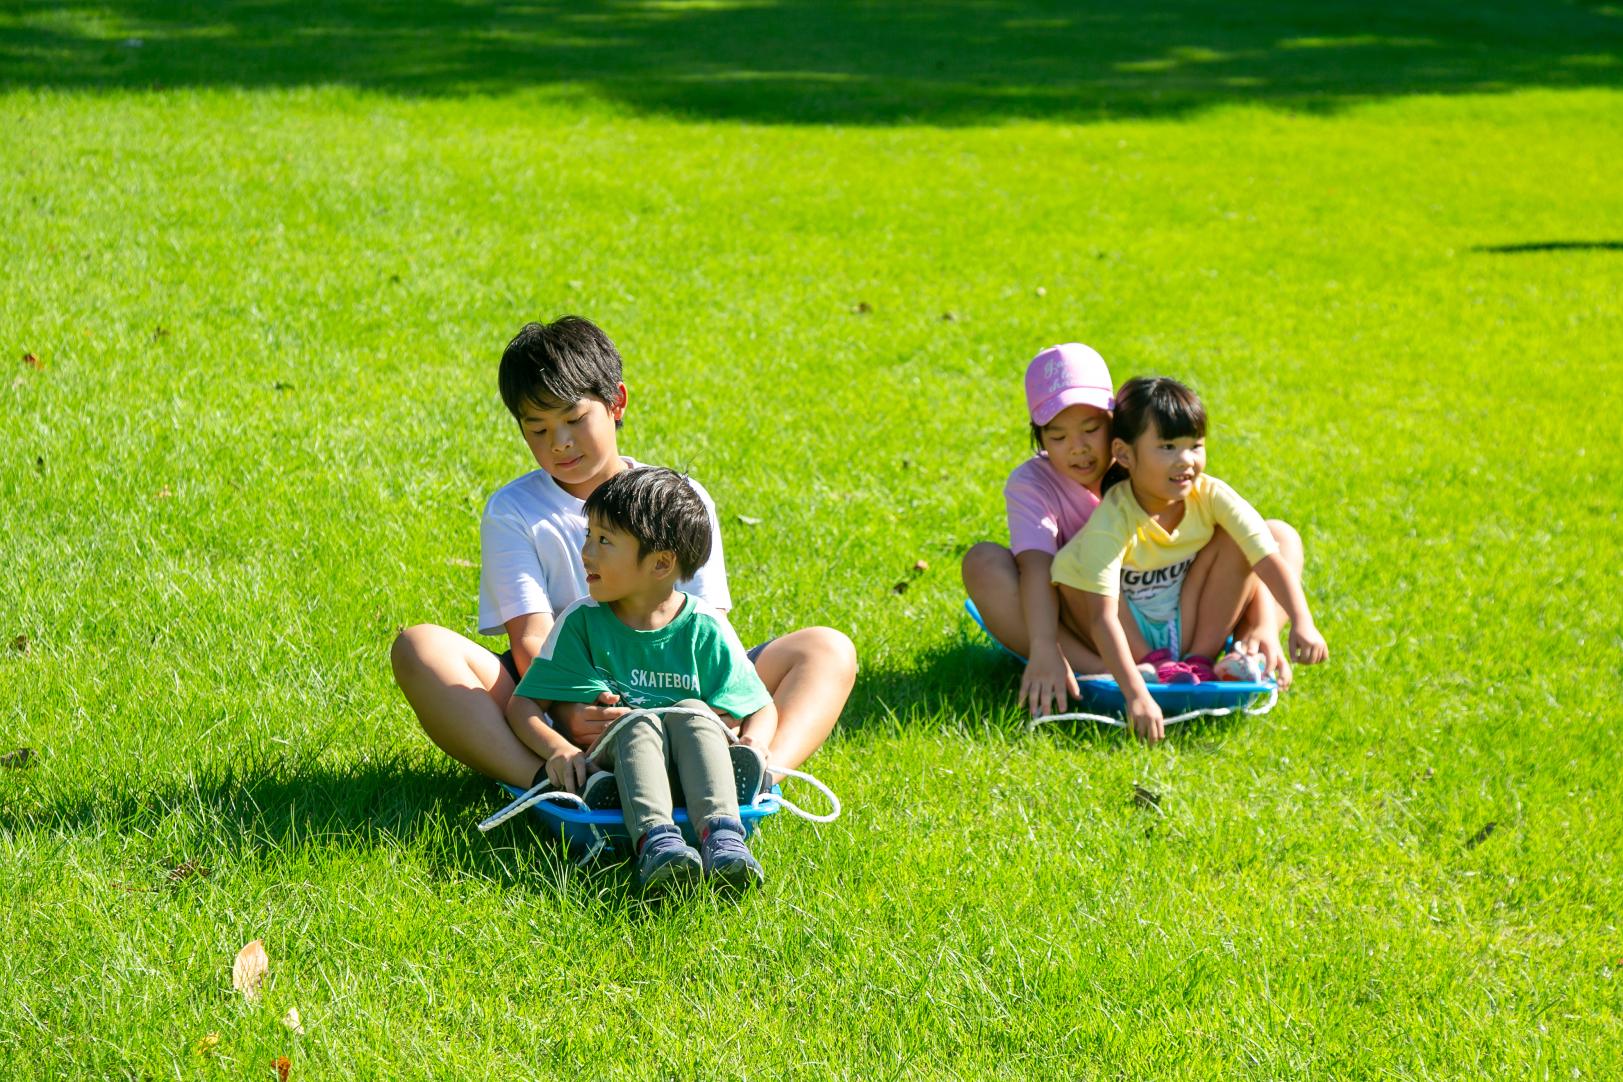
[1250,553,1329,666]
[1063,586,1165,743]
[1014,550,1082,717]
[735,702,778,754]
[502,613,555,680]
[505,693,592,792]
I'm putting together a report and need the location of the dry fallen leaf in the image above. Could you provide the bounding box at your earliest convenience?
[282,1006,305,1034]
[1132,784,1162,810]
[447,557,476,568]
[9,634,28,654]
[0,747,33,769]
[736,514,762,526]
[1464,821,1498,849]
[939,311,958,322]
[273,1055,291,1081]
[193,1033,220,1057]
[21,352,42,370]
[912,559,929,573]
[232,939,269,1000]
[166,859,210,883]
[890,581,908,595]
[850,301,872,314]
[1034,286,1047,297]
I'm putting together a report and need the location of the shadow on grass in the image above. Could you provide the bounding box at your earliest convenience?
[2,1,1620,124]
[844,632,1022,731]
[17,754,630,892]
[1471,240,1623,253]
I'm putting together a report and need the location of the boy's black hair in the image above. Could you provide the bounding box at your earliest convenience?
[582,467,711,579]
[1110,376,1207,446]
[499,316,624,420]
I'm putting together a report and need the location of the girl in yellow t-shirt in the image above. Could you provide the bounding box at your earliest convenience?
[1051,376,1329,742]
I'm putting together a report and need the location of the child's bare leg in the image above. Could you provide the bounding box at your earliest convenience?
[961,542,1106,669]
[1233,520,1302,685]
[1115,595,1151,662]
[1182,530,1257,661]
[390,624,542,789]
[751,627,857,773]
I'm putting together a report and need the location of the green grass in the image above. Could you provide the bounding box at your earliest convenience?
[4,1,1623,1077]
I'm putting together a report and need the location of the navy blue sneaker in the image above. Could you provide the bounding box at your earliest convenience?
[701,817,765,892]
[634,824,701,895]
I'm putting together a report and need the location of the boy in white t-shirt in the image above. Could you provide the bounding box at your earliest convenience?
[391,316,856,793]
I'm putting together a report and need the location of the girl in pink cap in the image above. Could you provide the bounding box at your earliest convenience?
[962,345,1307,719]
[961,343,1123,717]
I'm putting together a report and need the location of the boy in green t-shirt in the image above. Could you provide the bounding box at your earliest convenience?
[506,466,777,893]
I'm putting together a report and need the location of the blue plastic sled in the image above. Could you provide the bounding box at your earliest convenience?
[497,781,785,863]
[964,598,1277,723]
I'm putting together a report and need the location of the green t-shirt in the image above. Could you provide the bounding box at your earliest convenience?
[513,593,773,719]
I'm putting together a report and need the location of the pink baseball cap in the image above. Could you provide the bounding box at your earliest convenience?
[1024,343,1115,425]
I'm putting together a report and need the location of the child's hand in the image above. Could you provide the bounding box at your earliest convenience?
[1289,622,1329,667]
[1021,646,1080,718]
[1127,692,1165,743]
[545,746,592,793]
[551,692,628,746]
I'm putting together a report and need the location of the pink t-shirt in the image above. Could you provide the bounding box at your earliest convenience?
[1003,454,1101,557]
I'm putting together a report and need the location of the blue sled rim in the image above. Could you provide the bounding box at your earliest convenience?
[963,597,1275,714]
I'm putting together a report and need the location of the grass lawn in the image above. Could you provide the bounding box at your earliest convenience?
[3,1,1622,1077]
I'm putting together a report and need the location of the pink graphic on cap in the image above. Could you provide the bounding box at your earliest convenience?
[1025,343,1115,425]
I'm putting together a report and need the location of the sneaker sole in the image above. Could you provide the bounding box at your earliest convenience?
[730,743,767,805]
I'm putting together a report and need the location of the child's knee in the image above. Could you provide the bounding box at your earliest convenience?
[1266,519,1302,560]
[389,624,431,675]
[961,542,1012,591]
[666,699,720,728]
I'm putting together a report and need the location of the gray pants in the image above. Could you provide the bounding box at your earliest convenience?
[591,700,739,843]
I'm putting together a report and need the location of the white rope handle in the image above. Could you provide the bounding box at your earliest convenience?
[1030,685,1279,731]
[756,764,842,823]
[477,785,589,833]
[479,703,844,830]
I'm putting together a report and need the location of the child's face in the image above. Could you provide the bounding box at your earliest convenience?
[581,516,674,603]
[1037,404,1113,490]
[1118,424,1206,506]
[516,387,627,492]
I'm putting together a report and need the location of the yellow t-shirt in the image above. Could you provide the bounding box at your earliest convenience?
[1051,473,1278,598]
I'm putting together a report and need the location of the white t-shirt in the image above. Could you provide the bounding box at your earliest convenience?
[476,458,731,635]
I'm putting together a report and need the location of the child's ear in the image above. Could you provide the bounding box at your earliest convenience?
[651,549,677,579]
[1112,437,1133,467]
[610,382,628,422]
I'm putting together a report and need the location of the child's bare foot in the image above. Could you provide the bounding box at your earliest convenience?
[1214,648,1267,683]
